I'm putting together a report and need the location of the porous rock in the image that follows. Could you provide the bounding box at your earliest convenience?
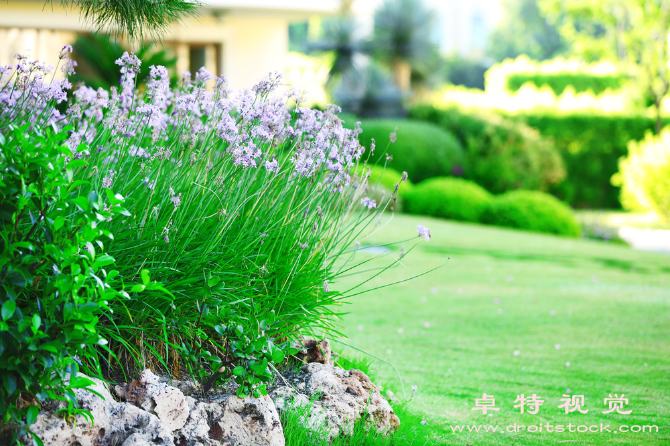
[295,338,333,365]
[29,374,174,446]
[28,370,284,446]
[177,394,284,446]
[270,363,400,440]
[115,369,190,431]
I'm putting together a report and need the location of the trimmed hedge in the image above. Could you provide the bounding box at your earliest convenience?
[514,113,670,208]
[353,119,465,183]
[409,105,565,194]
[403,177,493,222]
[480,190,581,237]
[506,72,627,95]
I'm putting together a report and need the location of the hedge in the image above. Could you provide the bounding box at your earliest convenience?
[505,72,627,95]
[409,105,565,194]
[353,119,464,183]
[480,190,582,237]
[403,177,493,222]
[513,113,669,209]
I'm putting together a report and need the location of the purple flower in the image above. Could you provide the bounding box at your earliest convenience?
[59,45,73,59]
[360,197,377,209]
[390,127,397,144]
[171,193,182,208]
[416,225,431,242]
[264,158,279,172]
[299,242,308,249]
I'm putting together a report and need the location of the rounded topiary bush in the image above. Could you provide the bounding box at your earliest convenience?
[403,177,493,222]
[409,105,565,194]
[354,119,465,183]
[480,190,581,236]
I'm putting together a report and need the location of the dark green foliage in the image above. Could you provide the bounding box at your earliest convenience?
[480,190,581,236]
[70,33,178,91]
[403,178,493,222]
[443,55,488,90]
[513,113,670,208]
[409,105,565,194]
[0,125,163,443]
[58,0,201,41]
[505,72,628,95]
[353,119,464,183]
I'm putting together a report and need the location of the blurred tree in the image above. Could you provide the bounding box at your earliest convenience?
[487,0,566,62]
[370,0,437,91]
[334,63,405,118]
[542,0,670,133]
[70,33,178,90]
[309,17,366,86]
[54,0,200,41]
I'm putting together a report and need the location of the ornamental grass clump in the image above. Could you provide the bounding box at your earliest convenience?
[1,47,432,425]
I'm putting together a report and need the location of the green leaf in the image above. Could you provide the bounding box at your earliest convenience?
[94,254,115,268]
[54,216,65,231]
[271,350,285,364]
[1,300,16,320]
[32,314,41,332]
[26,405,39,425]
[232,366,245,377]
[207,277,220,288]
[131,284,146,293]
[141,270,150,285]
[2,373,16,395]
[73,196,89,211]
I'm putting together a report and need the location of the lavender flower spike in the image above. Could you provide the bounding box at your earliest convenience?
[416,225,430,242]
[361,197,377,210]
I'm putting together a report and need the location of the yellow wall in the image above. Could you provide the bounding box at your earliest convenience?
[0,1,291,89]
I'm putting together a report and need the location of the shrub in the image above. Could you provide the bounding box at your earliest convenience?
[614,129,670,219]
[514,113,669,208]
[480,190,581,237]
[0,124,166,443]
[352,119,464,183]
[403,178,493,222]
[409,105,565,194]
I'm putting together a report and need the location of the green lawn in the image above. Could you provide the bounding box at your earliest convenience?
[332,214,670,445]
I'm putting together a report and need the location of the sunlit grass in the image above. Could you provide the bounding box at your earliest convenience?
[333,214,670,445]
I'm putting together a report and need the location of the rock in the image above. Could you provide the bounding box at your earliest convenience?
[30,374,174,446]
[27,371,284,446]
[295,339,333,365]
[115,369,190,431]
[178,394,284,446]
[270,363,399,441]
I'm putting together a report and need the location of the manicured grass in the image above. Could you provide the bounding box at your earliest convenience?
[332,214,670,445]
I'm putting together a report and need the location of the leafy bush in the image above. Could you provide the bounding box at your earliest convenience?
[70,32,178,91]
[514,113,669,208]
[614,130,670,219]
[403,178,493,222]
[410,105,565,194]
[352,119,464,183]
[505,72,627,95]
[480,190,581,236]
[1,48,432,429]
[0,124,166,444]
